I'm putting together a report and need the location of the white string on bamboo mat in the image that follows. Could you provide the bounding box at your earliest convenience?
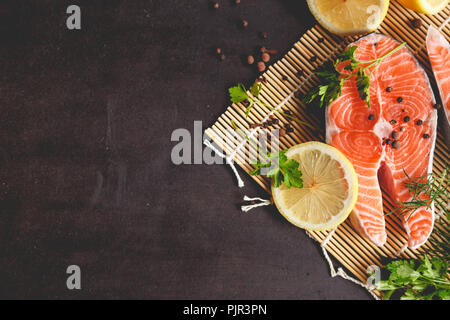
[306,228,381,300]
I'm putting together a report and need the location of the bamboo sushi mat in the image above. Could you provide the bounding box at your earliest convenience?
[205,1,450,298]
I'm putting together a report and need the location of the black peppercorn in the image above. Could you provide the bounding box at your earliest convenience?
[392,140,401,149]
[368,114,375,120]
[416,119,423,125]
[403,116,410,122]
[411,18,422,29]
[397,97,403,103]
[423,133,430,139]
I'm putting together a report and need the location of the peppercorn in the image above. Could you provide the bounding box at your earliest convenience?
[390,119,397,125]
[397,97,403,103]
[241,20,248,28]
[257,61,266,72]
[386,87,392,92]
[261,52,270,63]
[392,140,401,149]
[416,119,423,126]
[433,103,442,109]
[385,139,392,145]
[247,55,255,65]
[403,116,410,122]
[374,42,378,47]
[411,18,422,29]
[216,48,222,54]
[368,114,375,120]
[423,133,430,139]
[391,131,400,140]
[213,2,219,9]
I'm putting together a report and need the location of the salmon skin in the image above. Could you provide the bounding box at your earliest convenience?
[427,25,450,146]
[326,33,437,249]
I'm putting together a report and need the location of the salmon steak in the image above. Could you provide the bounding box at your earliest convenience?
[427,25,450,143]
[326,34,437,249]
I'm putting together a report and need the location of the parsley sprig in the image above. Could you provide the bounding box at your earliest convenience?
[229,82,314,129]
[303,42,406,108]
[250,150,303,189]
[375,255,450,300]
[230,120,303,189]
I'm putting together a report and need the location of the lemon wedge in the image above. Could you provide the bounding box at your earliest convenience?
[272,142,358,231]
[397,0,448,14]
[307,0,390,36]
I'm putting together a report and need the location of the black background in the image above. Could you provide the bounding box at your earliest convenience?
[0,0,369,299]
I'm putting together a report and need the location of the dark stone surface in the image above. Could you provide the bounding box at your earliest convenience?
[0,0,369,299]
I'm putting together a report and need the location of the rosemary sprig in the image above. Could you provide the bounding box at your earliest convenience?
[388,168,449,222]
[303,42,406,108]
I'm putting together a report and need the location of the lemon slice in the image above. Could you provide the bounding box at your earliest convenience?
[272,142,358,231]
[397,0,448,14]
[307,0,390,36]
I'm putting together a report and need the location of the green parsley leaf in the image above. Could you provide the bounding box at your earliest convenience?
[229,83,249,103]
[303,43,406,108]
[356,71,370,107]
[438,290,450,300]
[249,82,262,98]
[376,256,450,300]
[250,149,303,189]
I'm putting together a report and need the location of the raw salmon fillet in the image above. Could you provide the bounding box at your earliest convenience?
[427,25,450,143]
[326,34,437,249]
